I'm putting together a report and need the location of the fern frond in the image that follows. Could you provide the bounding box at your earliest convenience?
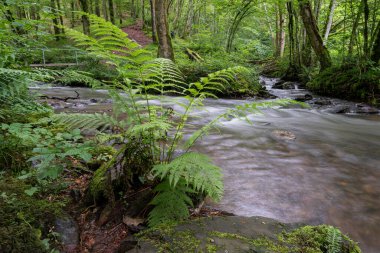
[65,14,151,67]
[326,226,342,253]
[53,113,121,131]
[141,58,187,94]
[148,179,194,227]
[152,152,223,201]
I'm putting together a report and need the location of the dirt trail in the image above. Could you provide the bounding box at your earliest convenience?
[122,20,152,47]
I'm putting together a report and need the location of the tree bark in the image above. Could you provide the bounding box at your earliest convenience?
[51,0,61,40]
[323,0,337,45]
[363,0,370,59]
[298,0,332,70]
[79,0,91,35]
[276,1,286,57]
[56,0,65,34]
[102,0,109,21]
[154,0,174,60]
[348,0,364,56]
[95,0,101,16]
[108,0,115,24]
[150,0,157,43]
[371,20,380,64]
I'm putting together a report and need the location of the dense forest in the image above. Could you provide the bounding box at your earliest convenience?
[1,0,379,252]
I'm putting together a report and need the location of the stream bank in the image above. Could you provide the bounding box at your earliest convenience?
[31,76,380,252]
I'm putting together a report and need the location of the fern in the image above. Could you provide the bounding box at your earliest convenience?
[152,152,223,201]
[65,13,151,68]
[52,113,122,132]
[148,179,194,227]
[31,68,102,88]
[141,58,187,94]
[326,226,342,253]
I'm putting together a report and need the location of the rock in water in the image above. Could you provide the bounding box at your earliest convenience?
[272,130,296,140]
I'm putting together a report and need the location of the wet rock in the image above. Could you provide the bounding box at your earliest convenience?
[326,105,351,114]
[314,99,332,106]
[115,235,138,253]
[355,104,379,114]
[126,216,299,253]
[55,214,79,252]
[273,81,296,89]
[272,130,296,140]
[294,94,313,102]
[97,204,114,226]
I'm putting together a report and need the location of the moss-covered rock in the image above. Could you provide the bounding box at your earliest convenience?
[128,216,362,253]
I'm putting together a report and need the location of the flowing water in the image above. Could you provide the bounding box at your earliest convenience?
[31,78,380,252]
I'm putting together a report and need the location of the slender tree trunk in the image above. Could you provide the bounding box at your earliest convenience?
[276,1,286,57]
[371,20,380,64]
[94,0,101,16]
[363,0,370,59]
[150,0,157,43]
[70,0,76,28]
[172,0,184,33]
[298,0,332,70]
[141,0,145,28]
[108,0,115,24]
[182,0,194,38]
[79,0,91,35]
[56,0,65,34]
[51,0,61,40]
[348,1,364,56]
[102,0,109,21]
[155,0,174,60]
[226,0,254,52]
[323,0,337,45]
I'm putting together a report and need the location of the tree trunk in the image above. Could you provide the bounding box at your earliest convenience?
[298,0,332,70]
[276,1,286,58]
[371,20,380,64]
[79,0,91,35]
[70,0,76,28]
[150,0,157,43]
[323,0,337,45]
[141,0,145,28]
[154,0,174,60]
[348,1,364,56]
[182,0,194,38]
[56,0,65,34]
[95,0,101,16]
[363,0,370,59]
[108,0,115,24]
[102,0,109,21]
[51,0,61,40]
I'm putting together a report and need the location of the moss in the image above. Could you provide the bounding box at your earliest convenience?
[308,62,380,105]
[0,177,64,253]
[252,225,362,253]
[138,223,203,253]
[136,223,361,253]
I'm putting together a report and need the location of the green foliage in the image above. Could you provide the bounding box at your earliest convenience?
[308,61,380,105]
[53,113,121,131]
[152,153,223,201]
[0,177,63,253]
[65,13,151,68]
[1,122,93,179]
[148,180,194,227]
[142,58,187,93]
[0,68,52,123]
[326,226,342,253]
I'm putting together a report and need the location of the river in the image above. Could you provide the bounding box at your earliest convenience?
[32,77,380,252]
